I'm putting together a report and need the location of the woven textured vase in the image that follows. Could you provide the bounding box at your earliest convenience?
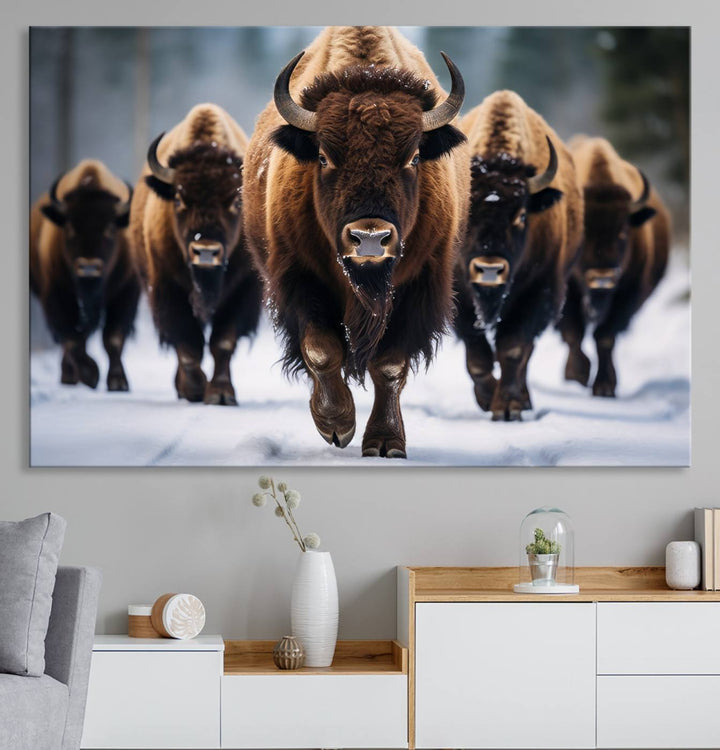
[291,550,338,667]
[272,635,305,670]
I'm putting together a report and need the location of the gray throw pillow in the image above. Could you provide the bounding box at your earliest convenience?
[0,513,66,676]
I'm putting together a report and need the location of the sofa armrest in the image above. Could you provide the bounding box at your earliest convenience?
[45,566,102,750]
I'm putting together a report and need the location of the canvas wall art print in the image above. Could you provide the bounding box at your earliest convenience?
[29,26,690,466]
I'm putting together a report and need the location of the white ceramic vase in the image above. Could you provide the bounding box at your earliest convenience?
[291,550,338,667]
[665,540,701,590]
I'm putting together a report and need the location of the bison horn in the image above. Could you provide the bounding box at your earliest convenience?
[527,136,558,195]
[274,51,318,132]
[147,133,177,185]
[421,52,465,132]
[49,176,64,207]
[629,169,651,211]
[115,180,133,216]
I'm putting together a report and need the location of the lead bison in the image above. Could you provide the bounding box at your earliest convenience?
[454,91,583,420]
[130,104,263,405]
[243,26,469,458]
[30,159,139,390]
[558,136,670,397]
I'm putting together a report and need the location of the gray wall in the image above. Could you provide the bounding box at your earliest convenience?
[7,1,718,639]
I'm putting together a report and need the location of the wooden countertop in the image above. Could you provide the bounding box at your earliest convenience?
[403,566,720,602]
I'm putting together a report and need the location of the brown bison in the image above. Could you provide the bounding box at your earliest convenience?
[30,160,139,390]
[558,136,670,397]
[243,26,469,458]
[454,90,583,420]
[130,103,263,405]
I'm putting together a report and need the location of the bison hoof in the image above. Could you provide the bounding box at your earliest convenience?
[178,391,204,403]
[107,371,129,392]
[362,436,407,459]
[78,356,100,389]
[491,384,532,421]
[318,422,356,449]
[60,367,79,386]
[492,408,524,422]
[204,382,237,406]
[565,351,591,386]
[490,393,528,422]
[362,447,407,459]
[472,375,497,412]
[175,365,207,403]
[310,381,356,449]
[363,446,407,459]
[593,380,616,398]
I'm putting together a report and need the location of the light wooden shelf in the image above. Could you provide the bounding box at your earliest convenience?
[404,566,720,602]
[224,639,407,675]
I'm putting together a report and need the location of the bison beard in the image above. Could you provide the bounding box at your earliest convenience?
[75,277,104,332]
[471,284,509,331]
[586,288,615,324]
[341,256,396,380]
[189,266,224,323]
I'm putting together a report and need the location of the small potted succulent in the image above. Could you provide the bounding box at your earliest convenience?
[526,528,561,585]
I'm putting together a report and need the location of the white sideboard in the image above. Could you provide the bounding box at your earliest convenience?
[80,570,720,750]
[81,637,407,750]
[80,635,224,749]
[399,566,720,750]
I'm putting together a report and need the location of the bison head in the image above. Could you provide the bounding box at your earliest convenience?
[145,137,244,321]
[580,171,656,321]
[463,137,562,328]
[41,177,132,329]
[270,51,466,373]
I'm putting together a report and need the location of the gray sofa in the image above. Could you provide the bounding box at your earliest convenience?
[0,566,102,750]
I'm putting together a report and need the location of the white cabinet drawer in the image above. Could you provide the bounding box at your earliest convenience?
[598,603,720,674]
[415,603,596,749]
[221,674,407,748]
[597,676,720,748]
[81,650,222,748]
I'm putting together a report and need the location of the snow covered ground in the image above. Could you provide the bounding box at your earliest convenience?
[30,253,690,467]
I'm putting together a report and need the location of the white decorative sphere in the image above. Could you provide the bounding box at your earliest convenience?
[162,594,206,639]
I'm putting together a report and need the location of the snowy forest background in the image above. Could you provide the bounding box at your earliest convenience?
[29,27,690,466]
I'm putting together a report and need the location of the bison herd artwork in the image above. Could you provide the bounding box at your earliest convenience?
[29,26,688,466]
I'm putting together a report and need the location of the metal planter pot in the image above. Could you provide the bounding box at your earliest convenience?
[528,553,560,585]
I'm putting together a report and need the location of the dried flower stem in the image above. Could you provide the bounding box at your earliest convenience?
[251,475,320,553]
[284,503,305,551]
[270,479,306,552]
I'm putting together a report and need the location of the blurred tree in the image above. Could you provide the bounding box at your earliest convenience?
[57,29,74,174]
[494,27,600,140]
[134,28,151,177]
[596,27,689,190]
[425,26,505,114]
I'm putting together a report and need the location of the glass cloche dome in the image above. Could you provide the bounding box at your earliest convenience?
[514,507,579,594]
